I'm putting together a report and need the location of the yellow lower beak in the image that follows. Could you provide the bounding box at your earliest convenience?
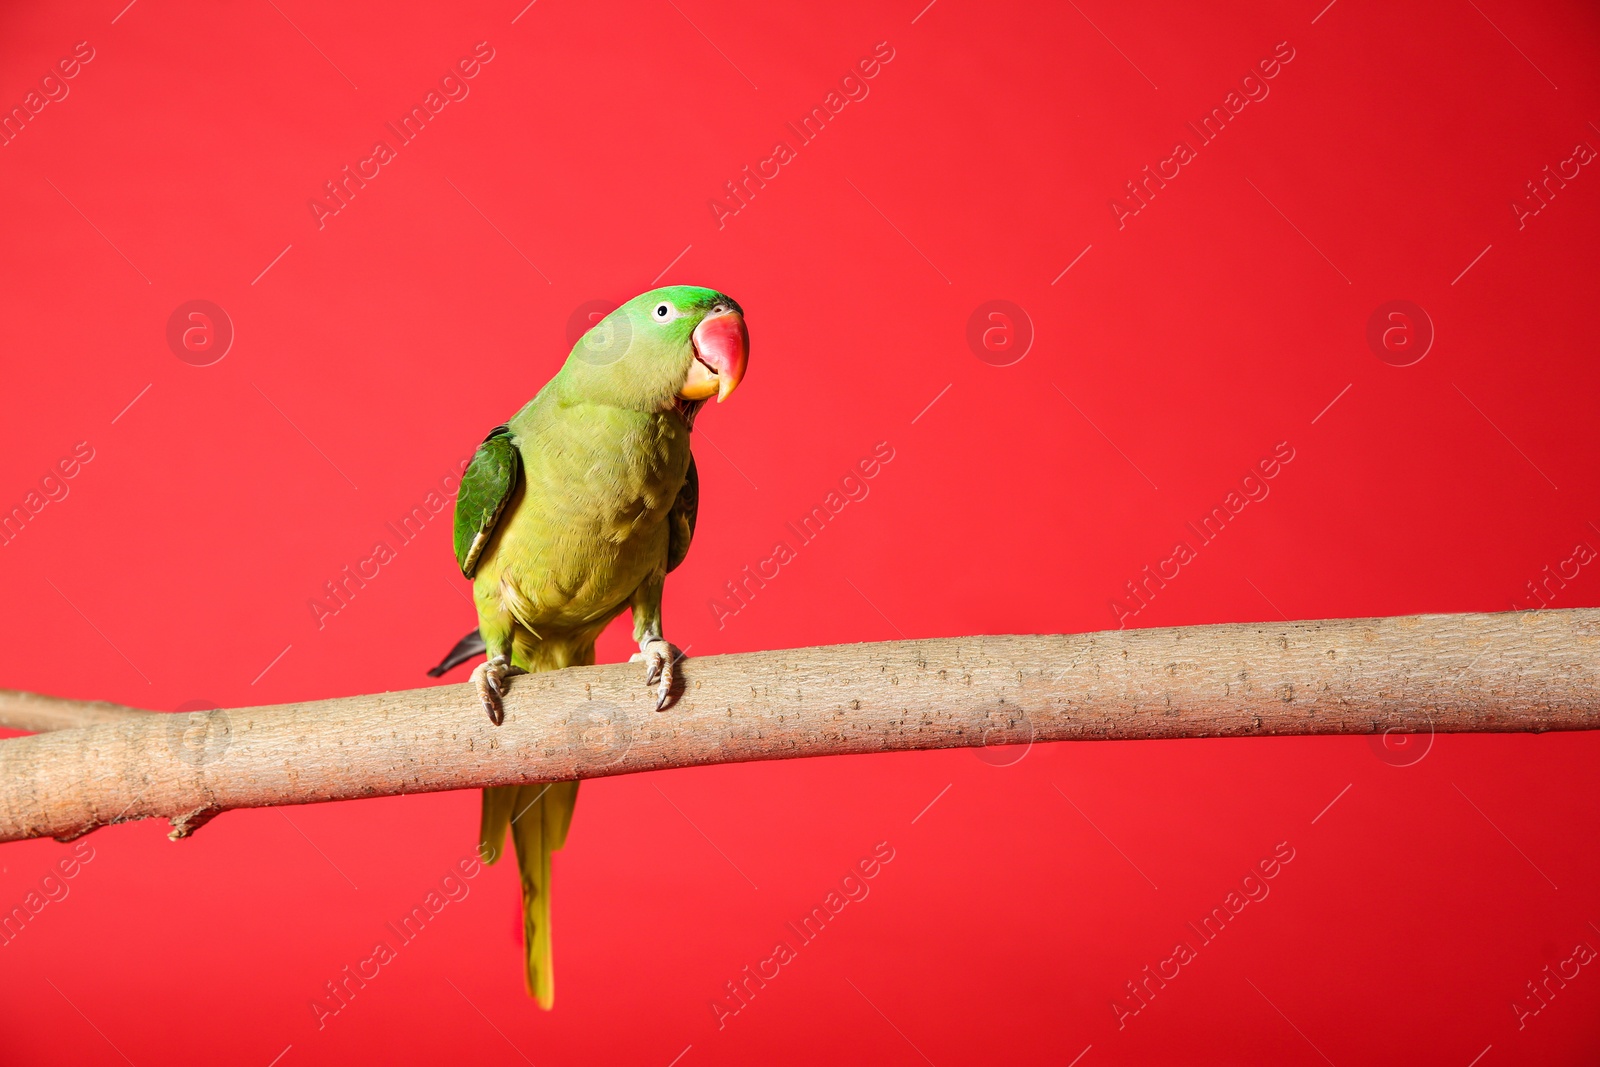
[678,358,722,401]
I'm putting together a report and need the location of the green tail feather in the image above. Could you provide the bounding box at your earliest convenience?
[475,634,594,1005]
[481,779,580,1008]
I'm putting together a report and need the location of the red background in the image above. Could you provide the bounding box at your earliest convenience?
[3,0,1600,1063]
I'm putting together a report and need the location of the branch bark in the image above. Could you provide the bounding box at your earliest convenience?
[0,689,155,733]
[2,609,1597,844]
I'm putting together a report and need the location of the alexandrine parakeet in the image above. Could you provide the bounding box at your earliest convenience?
[427,286,749,1007]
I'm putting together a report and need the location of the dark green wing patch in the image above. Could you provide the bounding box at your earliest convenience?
[454,425,521,578]
[666,452,698,573]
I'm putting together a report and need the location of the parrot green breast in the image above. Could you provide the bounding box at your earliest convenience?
[470,389,691,645]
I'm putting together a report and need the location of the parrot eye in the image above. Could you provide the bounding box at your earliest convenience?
[653,302,674,321]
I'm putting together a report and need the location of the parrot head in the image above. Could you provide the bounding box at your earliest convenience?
[562,285,748,413]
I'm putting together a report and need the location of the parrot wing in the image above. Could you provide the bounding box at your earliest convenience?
[665,451,698,573]
[454,424,521,578]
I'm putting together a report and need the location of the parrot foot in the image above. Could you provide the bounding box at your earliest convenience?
[630,639,683,711]
[470,655,523,726]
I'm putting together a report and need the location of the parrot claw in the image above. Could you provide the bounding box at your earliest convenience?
[471,656,523,726]
[630,639,683,711]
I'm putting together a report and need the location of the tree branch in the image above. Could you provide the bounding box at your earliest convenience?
[0,689,155,733]
[3,609,1597,844]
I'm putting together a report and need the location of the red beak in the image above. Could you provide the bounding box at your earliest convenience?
[687,310,749,403]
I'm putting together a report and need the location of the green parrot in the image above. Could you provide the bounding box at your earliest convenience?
[427,285,749,1007]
